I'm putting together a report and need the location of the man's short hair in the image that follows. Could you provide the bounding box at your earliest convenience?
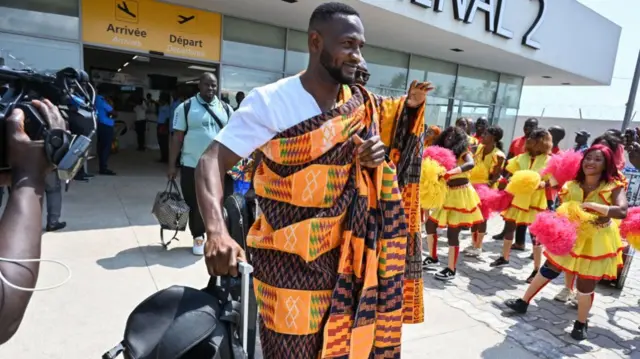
[309,2,360,30]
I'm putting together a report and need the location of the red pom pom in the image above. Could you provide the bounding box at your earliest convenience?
[542,150,583,187]
[530,211,577,256]
[423,146,457,171]
[473,184,514,219]
[620,207,640,238]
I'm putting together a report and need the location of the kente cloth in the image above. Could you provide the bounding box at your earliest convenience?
[247,84,425,359]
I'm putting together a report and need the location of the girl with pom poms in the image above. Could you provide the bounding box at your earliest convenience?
[551,132,629,304]
[503,144,627,341]
[464,126,506,257]
[423,126,484,281]
[421,125,443,224]
[490,128,554,279]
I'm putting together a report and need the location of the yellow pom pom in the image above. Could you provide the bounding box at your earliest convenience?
[469,164,488,184]
[627,234,640,251]
[505,170,541,195]
[420,158,448,209]
[556,201,598,223]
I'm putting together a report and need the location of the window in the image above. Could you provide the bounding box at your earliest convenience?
[496,74,524,109]
[222,17,286,72]
[0,32,80,72]
[425,97,450,129]
[285,30,308,75]
[408,56,457,98]
[220,66,282,108]
[454,66,499,105]
[361,45,409,91]
[493,107,519,148]
[0,0,79,39]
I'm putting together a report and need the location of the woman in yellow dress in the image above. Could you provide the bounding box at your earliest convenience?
[552,132,628,303]
[490,129,553,280]
[464,126,506,257]
[504,144,627,340]
[423,126,484,281]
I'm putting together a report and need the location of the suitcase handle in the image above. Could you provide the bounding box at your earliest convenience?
[238,261,254,354]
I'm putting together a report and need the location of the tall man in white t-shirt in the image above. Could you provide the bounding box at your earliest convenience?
[195,3,433,357]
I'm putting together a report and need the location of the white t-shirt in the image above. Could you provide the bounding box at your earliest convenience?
[134,103,147,122]
[215,75,322,158]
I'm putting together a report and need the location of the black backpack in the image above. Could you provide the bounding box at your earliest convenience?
[102,263,255,359]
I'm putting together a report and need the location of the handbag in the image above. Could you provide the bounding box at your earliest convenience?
[102,263,255,359]
[151,179,190,248]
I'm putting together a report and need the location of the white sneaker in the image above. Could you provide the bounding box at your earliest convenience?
[463,246,482,257]
[554,287,575,302]
[193,236,205,256]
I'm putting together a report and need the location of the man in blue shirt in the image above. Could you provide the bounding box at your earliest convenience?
[156,93,172,163]
[95,94,116,175]
[168,73,233,255]
[574,130,590,153]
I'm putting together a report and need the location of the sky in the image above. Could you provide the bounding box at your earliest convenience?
[518,0,639,121]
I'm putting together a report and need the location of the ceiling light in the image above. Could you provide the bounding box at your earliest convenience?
[123,62,130,67]
[282,0,298,2]
[561,82,571,85]
[542,75,552,79]
[450,48,464,52]
[117,68,122,72]
[188,65,217,72]
[132,55,150,62]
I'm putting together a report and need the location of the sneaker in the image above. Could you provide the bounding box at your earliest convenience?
[193,236,205,256]
[493,232,505,240]
[45,221,67,232]
[434,268,456,281]
[526,270,538,284]
[462,245,476,255]
[570,296,578,307]
[570,320,588,341]
[465,247,482,257]
[422,256,440,270]
[490,256,510,267]
[511,244,526,251]
[504,298,529,314]
[554,287,575,302]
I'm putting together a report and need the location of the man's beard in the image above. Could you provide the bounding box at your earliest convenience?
[319,48,354,85]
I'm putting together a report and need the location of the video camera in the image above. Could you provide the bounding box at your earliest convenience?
[0,55,96,181]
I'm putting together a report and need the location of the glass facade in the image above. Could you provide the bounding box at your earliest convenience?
[0,0,81,73]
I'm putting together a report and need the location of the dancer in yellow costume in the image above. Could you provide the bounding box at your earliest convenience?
[490,128,553,282]
[465,126,505,257]
[553,132,629,303]
[423,126,484,281]
[504,144,627,341]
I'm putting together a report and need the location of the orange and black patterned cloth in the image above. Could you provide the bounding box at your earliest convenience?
[247,84,425,358]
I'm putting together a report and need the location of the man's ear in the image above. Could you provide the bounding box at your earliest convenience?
[308,31,321,54]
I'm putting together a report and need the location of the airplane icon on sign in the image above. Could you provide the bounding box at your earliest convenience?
[178,15,195,24]
[116,1,136,18]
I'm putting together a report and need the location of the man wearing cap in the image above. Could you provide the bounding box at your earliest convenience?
[574,130,590,153]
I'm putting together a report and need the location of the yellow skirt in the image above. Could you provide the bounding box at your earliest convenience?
[429,183,484,228]
[501,189,547,225]
[545,220,624,281]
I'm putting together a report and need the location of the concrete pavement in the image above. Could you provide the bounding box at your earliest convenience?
[0,150,637,358]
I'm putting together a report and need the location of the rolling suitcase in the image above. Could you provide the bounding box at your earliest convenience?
[102,262,255,359]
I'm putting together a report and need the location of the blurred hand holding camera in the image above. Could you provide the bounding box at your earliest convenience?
[1,99,66,186]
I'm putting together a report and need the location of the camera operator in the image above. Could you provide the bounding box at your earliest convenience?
[0,99,66,344]
[624,128,640,169]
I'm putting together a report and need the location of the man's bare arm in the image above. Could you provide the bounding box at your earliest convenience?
[196,141,241,236]
[0,172,44,344]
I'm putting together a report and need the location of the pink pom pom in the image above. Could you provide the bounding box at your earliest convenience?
[423,146,457,170]
[530,211,577,256]
[473,184,514,219]
[620,207,640,238]
[542,150,583,187]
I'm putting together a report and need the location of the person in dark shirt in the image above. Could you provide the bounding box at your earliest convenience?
[234,91,245,111]
[549,125,565,154]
